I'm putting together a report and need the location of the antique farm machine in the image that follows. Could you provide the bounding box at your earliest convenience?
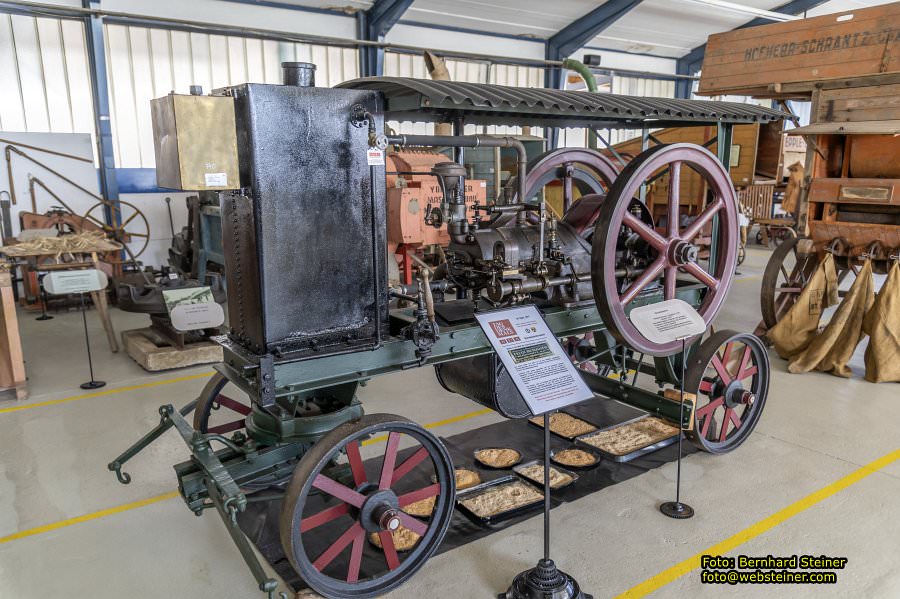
[695,2,900,331]
[109,63,785,598]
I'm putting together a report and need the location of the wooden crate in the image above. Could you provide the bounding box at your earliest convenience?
[816,83,900,123]
[698,3,900,97]
[738,185,775,220]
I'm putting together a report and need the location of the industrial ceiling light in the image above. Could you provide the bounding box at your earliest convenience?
[678,0,802,22]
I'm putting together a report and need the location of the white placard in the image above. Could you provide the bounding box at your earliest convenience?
[170,302,225,331]
[162,286,224,331]
[629,299,706,345]
[366,148,385,166]
[204,172,228,187]
[476,305,594,416]
[44,269,108,295]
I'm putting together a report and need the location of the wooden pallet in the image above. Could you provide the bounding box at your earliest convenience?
[122,327,222,372]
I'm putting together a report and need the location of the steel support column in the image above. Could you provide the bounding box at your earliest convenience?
[358,0,414,77]
[82,0,120,226]
[544,0,644,148]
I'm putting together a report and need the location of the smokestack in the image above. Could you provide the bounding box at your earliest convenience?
[281,62,316,87]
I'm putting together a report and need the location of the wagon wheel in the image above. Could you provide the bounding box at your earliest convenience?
[83,199,150,264]
[495,148,619,226]
[593,143,739,356]
[193,372,251,435]
[280,414,455,598]
[684,330,769,454]
[760,237,818,329]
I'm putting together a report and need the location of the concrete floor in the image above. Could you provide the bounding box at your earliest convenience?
[0,246,898,598]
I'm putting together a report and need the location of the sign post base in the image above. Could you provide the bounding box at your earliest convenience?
[660,500,694,519]
[500,559,592,599]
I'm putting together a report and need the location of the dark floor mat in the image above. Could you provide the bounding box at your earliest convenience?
[236,397,695,593]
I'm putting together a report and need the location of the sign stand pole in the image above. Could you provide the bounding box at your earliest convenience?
[79,292,105,390]
[500,411,591,599]
[660,337,694,519]
[36,275,53,321]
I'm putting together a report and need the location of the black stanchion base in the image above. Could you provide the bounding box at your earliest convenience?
[499,559,592,599]
[36,314,53,321]
[660,501,694,519]
[80,381,106,390]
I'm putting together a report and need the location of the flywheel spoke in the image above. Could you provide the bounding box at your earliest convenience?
[345,440,368,487]
[710,355,733,384]
[621,256,665,304]
[736,346,752,381]
[398,513,429,536]
[215,394,251,415]
[301,504,350,533]
[391,446,430,486]
[379,432,401,490]
[346,531,365,583]
[667,161,681,237]
[397,483,440,508]
[682,197,723,241]
[682,262,719,290]
[623,212,667,252]
[312,475,365,508]
[207,420,247,434]
[313,523,364,572]
[379,531,401,571]
[696,396,724,419]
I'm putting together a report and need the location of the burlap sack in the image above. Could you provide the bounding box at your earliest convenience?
[862,262,900,383]
[787,260,875,378]
[768,253,839,359]
[781,161,804,216]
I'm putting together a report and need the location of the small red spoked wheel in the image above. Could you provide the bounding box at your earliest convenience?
[280,414,455,598]
[193,373,252,435]
[592,143,739,356]
[684,331,769,454]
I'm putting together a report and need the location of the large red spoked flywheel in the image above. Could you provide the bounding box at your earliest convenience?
[591,143,739,356]
[279,414,455,598]
[684,330,769,454]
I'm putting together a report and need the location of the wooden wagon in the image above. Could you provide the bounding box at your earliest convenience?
[697,2,900,330]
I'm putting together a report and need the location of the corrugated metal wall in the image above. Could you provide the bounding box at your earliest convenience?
[0,15,95,138]
[1,12,678,164]
[104,24,360,168]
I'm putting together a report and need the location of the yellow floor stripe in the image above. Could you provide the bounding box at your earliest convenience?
[0,408,496,543]
[0,491,180,544]
[616,448,900,598]
[0,371,214,415]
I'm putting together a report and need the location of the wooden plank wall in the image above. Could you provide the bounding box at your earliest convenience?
[699,3,900,97]
[607,125,760,222]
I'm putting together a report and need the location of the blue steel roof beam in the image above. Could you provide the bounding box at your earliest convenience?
[360,0,414,77]
[545,0,645,89]
[677,0,832,97]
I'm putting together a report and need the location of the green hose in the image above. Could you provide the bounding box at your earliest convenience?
[562,58,598,92]
[561,58,599,149]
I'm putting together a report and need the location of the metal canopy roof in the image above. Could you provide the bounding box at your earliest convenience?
[339,77,794,128]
